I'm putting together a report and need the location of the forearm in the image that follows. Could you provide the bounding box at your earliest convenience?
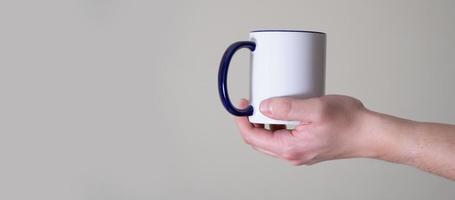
[364,110,455,180]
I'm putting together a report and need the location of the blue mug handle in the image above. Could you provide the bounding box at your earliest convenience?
[218,41,256,116]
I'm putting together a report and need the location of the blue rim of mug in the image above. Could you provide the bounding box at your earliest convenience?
[251,30,326,34]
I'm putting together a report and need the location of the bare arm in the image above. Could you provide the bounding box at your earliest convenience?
[369,112,455,179]
[234,95,455,180]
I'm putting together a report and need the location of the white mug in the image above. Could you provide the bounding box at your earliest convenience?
[218,30,326,125]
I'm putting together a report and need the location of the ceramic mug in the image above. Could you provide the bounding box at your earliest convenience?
[218,30,326,125]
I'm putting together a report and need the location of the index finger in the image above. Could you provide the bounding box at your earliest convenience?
[235,115,281,152]
[234,99,283,153]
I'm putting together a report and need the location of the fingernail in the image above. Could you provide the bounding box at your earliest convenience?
[238,99,246,108]
[260,99,271,114]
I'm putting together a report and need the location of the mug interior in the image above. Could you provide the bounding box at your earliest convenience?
[250,30,326,34]
[250,29,326,35]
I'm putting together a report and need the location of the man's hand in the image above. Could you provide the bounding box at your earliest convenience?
[235,95,455,181]
[235,95,378,165]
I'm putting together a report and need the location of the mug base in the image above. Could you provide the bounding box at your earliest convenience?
[248,118,299,126]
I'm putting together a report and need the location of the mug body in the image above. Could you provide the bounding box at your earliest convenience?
[248,30,326,125]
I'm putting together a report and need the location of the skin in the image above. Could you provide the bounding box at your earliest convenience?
[235,95,455,181]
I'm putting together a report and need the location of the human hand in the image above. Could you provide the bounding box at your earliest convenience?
[235,95,380,165]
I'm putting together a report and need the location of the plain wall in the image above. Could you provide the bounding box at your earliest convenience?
[1,0,454,199]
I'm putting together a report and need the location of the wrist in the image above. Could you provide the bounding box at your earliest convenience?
[335,109,384,159]
[359,109,419,164]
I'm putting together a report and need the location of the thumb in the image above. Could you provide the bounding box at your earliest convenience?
[259,97,322,121]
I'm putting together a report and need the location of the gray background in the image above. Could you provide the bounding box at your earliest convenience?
[1,0,454,199]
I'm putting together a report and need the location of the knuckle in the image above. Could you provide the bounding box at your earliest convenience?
[280,149,298,161]
[242,135,252,145]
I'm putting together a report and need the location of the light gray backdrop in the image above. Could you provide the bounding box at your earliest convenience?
[1,0,454,199]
